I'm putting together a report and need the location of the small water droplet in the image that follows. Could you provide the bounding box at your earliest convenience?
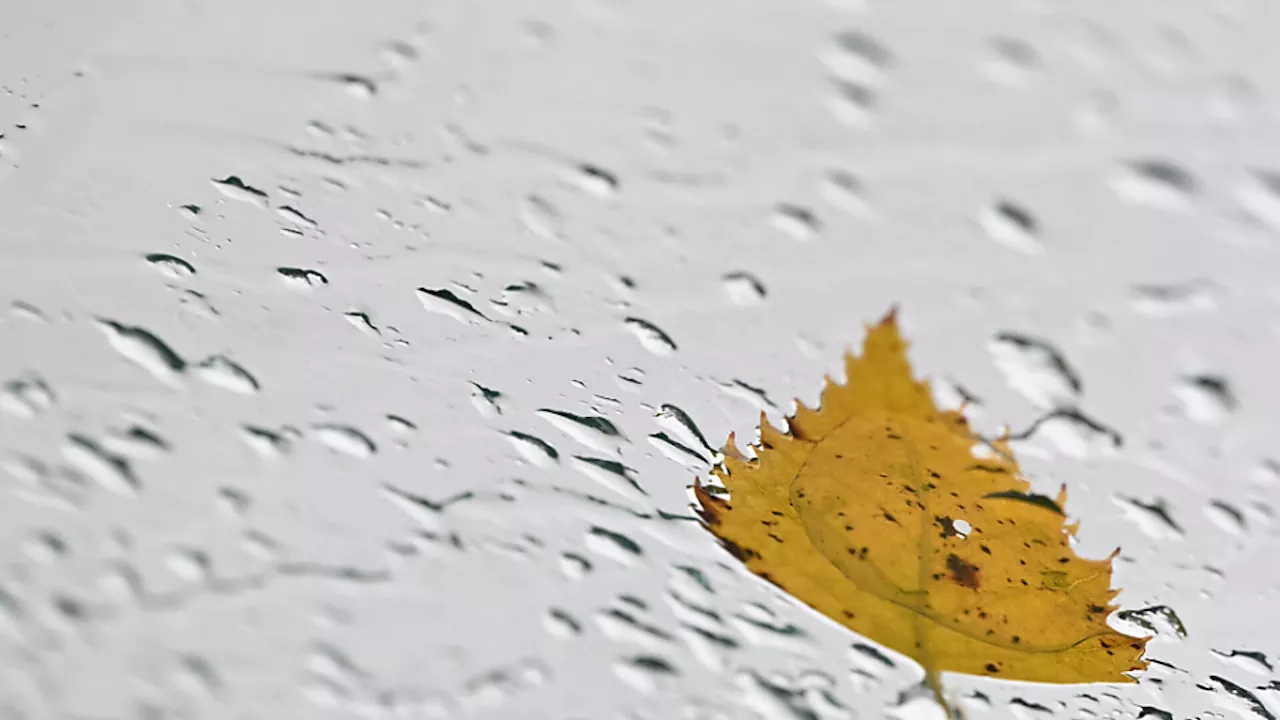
[584,525,644,565]
[824,30,892,83]
[278,267,329,289]
[979,200,1042,254]
[211,175,269,207]
[145,254,196,279]
[0,373,56,418]
[1128,279,1220,316]
[721,271,767,305]
[313,424,377,458]
[506,431,559,467]
[1111,159,1197,211]
[624,317,678,356]
[520,194,565,242]
[195,355,260,394]
[242,425,296,458]
[990,333,1081,408]
[827,80,878,126]
[97,319,186,386]
[1235,170,1280,232]
[570,456,647,505]
[1172,374,1236,425]
[819,169,873,217]
[771,204,821,241]
[1114,495,1184,540]
[537,408,625,454]
[417,287,489,325]
[981,37,1037,86]
[470,382,505,418]
[61,434,139,495]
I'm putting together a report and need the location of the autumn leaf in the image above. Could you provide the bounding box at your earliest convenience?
[694,308,1148,713]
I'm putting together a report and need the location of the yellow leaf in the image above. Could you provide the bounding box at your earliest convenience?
[695,308,1148,713]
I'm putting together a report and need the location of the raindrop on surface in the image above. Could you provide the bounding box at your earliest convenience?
[1128,279,1220,316]
[654,404,714,456]
[989,332,1081,408]
[97,319,187,386]
[584,525,644,566]
[145,253,196,279]
[505,431,560,467]
[569,456,646,504]
[0,373,56,418]
[979,199,1042,254]
[824,30,892,83]
[210,175,269,207]
[1234,170,1280,232]
[417,287,489,325]
[820,168,873,217]
[1172,374,1236,425]
[721,271,767,305]
[1113,495,1184,540]
[536,408,625,454]
[981,37,1038,86]
[828,79,878,126]
[771,204,822,241]
[623,317,678,356]
[61,434,139,495]
[194,355,261,394]
[312,424,377,458]
[520,194,565,242]
[1110,159,1197,211]
[278,267,330,289]
[470,382,505,418]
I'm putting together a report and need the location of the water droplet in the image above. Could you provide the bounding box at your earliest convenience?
[313,424,377,458]
[819,169,873,217]
[721,271,767,305]
[195,355,260,394]
[506,431,559,467]
[417,287,489,325]
[1114,495,1184,540]
[1014,408,1121,459]
[612,655,678,694]
[981,37,1037,86]
[824,30,892,83]
[1211,648,1272,676]
[470,382,505,418]
[145,253,196,279]
[654,404,714,456]
[544,607,581,637]
[827,80,878,126]
[566,164,619,198]
[97,319,186,386]
[1172,374,1236,425]
[1111,160,1197,211]
[648,433,707,467]
[278,267,329,289]
[211,175,269,207]
[520,194,565,242]
[1129,279,1220,316]
[979,200,1042,254]
[570,456,646,504]
[1206,675,1274,720]
[242,425,297,458]
[277,205,318,228]
[559,551,592,580]
[1234,170,1280,232]
[1205,500,1247,536]
[102,424,170,460]
[0,373,55,418]
[624,317,677,356]
[770,204,821,241]
[61,433,139,495]
[990,332,1081,408]
[537,409,625,454]
[584,525,644,565]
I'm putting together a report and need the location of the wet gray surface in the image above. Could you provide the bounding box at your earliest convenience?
[2,1,1279,717]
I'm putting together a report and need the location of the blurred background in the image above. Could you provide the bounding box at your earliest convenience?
[1,1,1277,717]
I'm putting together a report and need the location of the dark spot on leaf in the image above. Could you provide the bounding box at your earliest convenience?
[980,545,991,555]
[985,663,999,673]
[984,489,1065,515]
[946,553,981,590]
